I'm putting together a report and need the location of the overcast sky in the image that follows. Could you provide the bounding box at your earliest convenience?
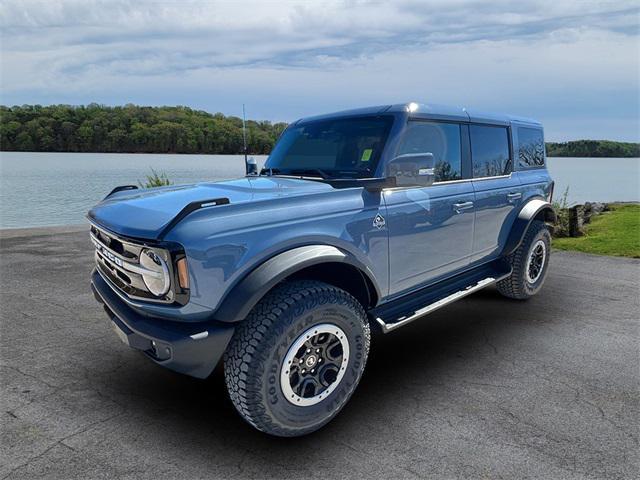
[1,0,638,141]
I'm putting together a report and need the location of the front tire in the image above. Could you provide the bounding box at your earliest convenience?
[223,280,370,437]
[497,220,551,300]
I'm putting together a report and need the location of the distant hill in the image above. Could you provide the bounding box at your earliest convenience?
[0,104,287,154]
[545,140,639,158]
[1,104,638,157]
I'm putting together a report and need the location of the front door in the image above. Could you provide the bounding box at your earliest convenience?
[384,121,475,296]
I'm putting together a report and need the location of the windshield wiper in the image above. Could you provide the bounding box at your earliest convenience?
[259,167,280,176]
[286,168,329,179]
[259,168,329,179]
[260,166,395,190]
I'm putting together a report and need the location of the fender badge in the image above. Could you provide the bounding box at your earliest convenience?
[373,214,386,230]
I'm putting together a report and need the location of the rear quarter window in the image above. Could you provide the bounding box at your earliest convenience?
[517,127,545,168]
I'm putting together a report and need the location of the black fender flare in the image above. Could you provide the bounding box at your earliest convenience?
[502,198,556,257]
[213,245,381,323]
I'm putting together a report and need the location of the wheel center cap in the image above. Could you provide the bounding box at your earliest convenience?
[305,355,317,368]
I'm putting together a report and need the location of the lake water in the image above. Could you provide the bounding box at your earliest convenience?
[0,152,638,229]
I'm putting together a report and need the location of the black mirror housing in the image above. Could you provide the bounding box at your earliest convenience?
[386,152,435,187]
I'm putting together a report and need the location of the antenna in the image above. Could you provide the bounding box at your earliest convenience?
[242,104,248,164]
[242,104,257,175]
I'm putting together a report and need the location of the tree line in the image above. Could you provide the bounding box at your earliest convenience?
[0,104,288,154]
[545,140,639,158]
[1,104,638,158]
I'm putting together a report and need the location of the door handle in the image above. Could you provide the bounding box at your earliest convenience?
[507,192,522,202]
[453,201,474,213]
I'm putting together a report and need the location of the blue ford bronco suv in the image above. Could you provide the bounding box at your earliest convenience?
[89,102,555,436]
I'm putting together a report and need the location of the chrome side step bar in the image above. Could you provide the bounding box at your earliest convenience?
[375,277,499,333]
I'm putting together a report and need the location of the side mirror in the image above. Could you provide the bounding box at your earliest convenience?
[386,152,435,187]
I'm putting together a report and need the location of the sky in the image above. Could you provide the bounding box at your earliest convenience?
[1,0,639,141]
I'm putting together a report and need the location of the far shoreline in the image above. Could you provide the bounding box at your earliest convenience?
[0,151,638,159]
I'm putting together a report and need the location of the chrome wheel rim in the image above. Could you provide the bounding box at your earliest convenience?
[526,239,546,284]
[280,324,350,407]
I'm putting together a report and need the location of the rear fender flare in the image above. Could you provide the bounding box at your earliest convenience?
[502,198,556,256]
[213,245,380,323]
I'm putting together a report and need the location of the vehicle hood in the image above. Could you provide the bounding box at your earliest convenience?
[88,176,334,239]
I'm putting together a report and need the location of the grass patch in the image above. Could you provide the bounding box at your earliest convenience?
[553,204,640,258]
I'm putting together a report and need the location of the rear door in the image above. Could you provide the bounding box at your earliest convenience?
[469,124,522,263]
[384,121,475,296]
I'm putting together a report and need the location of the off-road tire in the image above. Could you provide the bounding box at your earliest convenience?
[497,220,551,300]
[223,280,371,437]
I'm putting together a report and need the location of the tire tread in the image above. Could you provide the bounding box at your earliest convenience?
[224,280,370,436]
[497,220,550,300]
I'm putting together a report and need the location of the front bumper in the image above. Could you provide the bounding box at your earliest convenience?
[91,269,234,379]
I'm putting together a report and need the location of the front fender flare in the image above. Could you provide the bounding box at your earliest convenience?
[502,198,556,256]
[213,245,380,323]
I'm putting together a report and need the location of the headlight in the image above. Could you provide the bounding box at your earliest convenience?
[140,249,170,296]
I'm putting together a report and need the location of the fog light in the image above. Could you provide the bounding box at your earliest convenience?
[177,258,189,289]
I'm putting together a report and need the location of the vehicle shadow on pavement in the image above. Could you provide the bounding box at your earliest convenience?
[96,287,530,470]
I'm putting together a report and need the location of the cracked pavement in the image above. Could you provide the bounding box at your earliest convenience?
[1,227,639,479]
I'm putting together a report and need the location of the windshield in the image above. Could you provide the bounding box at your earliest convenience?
[264,116,394,179]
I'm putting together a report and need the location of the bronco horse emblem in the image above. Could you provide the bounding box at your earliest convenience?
[373,214,386,229]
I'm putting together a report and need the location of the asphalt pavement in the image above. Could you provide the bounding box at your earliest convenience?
[1,226,638,479]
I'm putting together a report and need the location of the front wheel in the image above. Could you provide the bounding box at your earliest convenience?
[223,280,370,437]
[497,220,551,300]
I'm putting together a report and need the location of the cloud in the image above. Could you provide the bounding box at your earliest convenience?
[1,0,638,140]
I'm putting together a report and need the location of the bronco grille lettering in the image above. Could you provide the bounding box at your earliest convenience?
[98,245,123,267]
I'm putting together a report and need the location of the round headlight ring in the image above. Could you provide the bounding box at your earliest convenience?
[140,249,170,297]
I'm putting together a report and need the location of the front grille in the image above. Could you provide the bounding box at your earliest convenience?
[93,227,136,259]
[90,224,176,304]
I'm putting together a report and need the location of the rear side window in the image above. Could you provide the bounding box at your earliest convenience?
[470,125,511,177]
[518,127,545,168]
[397,122,462,182]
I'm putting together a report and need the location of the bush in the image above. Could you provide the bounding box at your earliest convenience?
[139,168,172,188]
[552,186,570,237]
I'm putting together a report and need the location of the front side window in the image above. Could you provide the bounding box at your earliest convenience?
[265,116,393,178]
[470,125,511,177]
[397,122,462,182]
[518,127,545,168]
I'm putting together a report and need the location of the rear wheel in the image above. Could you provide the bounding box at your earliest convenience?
[497,220,551,300]
[224,280,370,437]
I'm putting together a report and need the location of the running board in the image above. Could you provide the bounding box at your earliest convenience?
[371,260,512,334]
[375,277,499,333]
